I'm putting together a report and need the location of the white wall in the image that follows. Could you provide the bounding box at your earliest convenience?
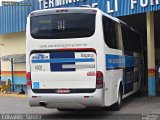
[0,32,26,72]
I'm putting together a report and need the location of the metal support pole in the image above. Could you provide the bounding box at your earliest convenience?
[146,12,156,96]
[11,58,14,92]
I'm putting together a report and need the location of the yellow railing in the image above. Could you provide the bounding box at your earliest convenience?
[0,80,10,92]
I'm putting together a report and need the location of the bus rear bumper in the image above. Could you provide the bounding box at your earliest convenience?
[28,89,104,109]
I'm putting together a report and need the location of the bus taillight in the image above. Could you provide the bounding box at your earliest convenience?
[96,71,103,89]
[26,72,31,89]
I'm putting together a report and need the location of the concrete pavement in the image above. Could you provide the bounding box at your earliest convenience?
[0,93,160,119]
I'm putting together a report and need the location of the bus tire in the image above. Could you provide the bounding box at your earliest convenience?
[112,86,122,111]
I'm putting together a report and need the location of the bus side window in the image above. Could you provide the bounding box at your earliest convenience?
[102,16,118,49]
[121,26,142,52]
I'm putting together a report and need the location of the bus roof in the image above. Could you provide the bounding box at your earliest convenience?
[30,7,98,17]
[29,7,140,34]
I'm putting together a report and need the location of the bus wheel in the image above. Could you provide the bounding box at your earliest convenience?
[112,87,122,111]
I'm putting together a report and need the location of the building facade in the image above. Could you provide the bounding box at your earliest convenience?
[0,0,160,95]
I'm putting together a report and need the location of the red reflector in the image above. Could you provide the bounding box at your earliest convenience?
[32,96,37,98]
[87,72,96,76]
[32,96,41,98]
[84,96,89,98]
[56,89,70,94]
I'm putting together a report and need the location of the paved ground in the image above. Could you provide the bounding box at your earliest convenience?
[0,94,160,120]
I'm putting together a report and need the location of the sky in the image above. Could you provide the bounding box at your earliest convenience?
[0,0,23,6]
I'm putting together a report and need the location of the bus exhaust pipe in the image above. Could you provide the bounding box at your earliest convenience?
[39,101,47,107]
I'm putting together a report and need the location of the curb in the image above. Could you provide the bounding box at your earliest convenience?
[0,93,28,98]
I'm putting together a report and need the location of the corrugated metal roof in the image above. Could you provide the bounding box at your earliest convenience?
[1,54,26,63]
[0,0,160,35]
[0,0,39,35]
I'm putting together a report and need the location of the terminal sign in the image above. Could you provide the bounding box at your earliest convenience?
[107,0,159,13]
[39,0,160,14]
[39,0,85,9]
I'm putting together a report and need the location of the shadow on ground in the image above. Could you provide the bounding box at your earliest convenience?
[41,91,147,119]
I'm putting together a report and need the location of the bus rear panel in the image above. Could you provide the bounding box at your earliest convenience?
[26,8,105,109]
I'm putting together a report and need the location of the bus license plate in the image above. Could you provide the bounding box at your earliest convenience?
[56,89,71,94]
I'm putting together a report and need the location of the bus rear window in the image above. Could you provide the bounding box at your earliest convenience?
[30,13,95,39]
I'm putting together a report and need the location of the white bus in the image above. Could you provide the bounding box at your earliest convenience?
[26,7,143,111]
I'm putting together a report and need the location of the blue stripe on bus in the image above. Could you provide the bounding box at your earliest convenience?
[106,54,139,94]
[32,58,95,63]
[106,54,139,69]
[50,52,75,71]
